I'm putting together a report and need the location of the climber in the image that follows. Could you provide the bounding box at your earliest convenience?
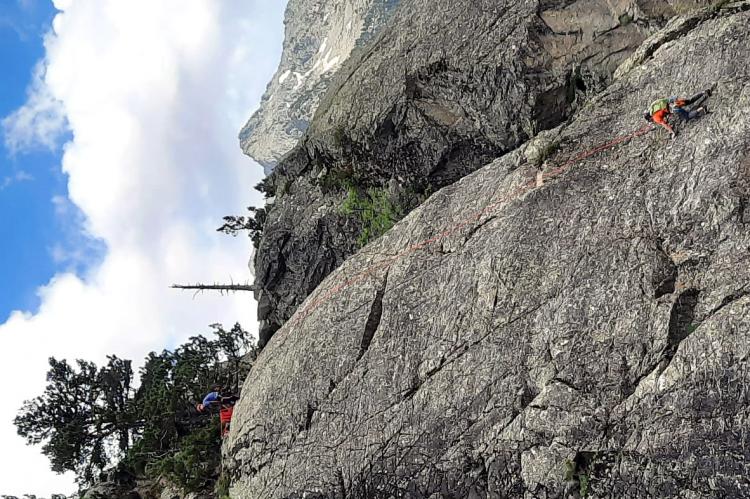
[643,89,711,138]
[196,385,240,437]
[196,384,222,412]
[218,404,234,438]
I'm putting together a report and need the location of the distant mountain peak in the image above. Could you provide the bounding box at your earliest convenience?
[239,0,400,174]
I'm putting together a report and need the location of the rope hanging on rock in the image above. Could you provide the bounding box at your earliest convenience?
[291,124,655,327]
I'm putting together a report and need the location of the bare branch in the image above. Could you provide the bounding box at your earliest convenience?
[171,283,258,294]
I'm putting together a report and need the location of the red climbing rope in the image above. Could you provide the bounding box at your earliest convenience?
[291,124,654,326]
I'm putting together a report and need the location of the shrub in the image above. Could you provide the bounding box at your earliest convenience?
[579,473,590,497]
[534,140,560,167]
[341,187,404,247]
[215,473,231,499]
[149,422,221,492]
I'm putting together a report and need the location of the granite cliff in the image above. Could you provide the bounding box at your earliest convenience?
[249,0,713,347]
[228,0,750,497]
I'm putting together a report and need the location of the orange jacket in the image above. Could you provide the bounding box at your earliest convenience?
[220,406,234,423]
[652,108,670,126]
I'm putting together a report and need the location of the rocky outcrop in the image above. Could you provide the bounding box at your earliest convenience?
[159,485,212,499]
[227,3,750,497]
[80,481,211,499]
[80,469,142,499]
[80,475,205,499]
[239,0,400,173]
[251,0,712,347]
[81,477,152,499]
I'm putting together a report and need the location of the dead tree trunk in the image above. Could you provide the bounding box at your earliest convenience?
[171,283,257,295]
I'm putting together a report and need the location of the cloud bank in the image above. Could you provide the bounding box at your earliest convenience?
[0,0,284,494]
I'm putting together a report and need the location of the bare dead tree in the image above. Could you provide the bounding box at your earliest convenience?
[171,282,257,297]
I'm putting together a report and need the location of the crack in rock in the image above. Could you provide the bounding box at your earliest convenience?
[358,271,388,361]
[664,289,700,362]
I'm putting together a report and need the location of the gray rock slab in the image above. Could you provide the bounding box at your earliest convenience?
[227,6,750,497]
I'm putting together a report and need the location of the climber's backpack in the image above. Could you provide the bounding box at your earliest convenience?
[649,98,671,115]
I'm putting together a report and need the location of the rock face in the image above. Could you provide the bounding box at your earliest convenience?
[251,0,712,347]
[227,2,750,497]
[80,474,200,499]
[239,0,400,173]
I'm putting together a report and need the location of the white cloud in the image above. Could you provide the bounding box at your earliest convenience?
[2,60,68,154]
[0,0,285,495]
[46,194,106,271]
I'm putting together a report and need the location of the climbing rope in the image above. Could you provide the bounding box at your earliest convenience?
[290,123,655,327]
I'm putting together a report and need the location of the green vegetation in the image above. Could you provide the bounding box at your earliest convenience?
[254,176,275,197]
[534,140,561,167]
[217,206,267,248]
[341,186,404,247]
[579,473,590,497]
[564,457,591,498]
[16,323,256,495]
[618,12,633,26]
[564,459,576,481]
[216,473,232,499]
[149,423,221,491]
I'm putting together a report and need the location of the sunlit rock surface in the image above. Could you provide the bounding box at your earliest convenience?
[228,3,750,497]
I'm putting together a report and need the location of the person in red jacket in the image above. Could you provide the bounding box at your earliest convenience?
[643,89,711,138]
[219,404,234,437]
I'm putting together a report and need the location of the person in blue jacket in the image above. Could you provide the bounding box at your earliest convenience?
[196,384,239,413]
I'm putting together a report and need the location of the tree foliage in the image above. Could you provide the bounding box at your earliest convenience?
[15,323,255,493]
[217,206,266,248]
[15,356,134,484]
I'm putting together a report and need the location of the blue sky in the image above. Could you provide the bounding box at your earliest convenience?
[0,0,71,319]
[0,1,285,495]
